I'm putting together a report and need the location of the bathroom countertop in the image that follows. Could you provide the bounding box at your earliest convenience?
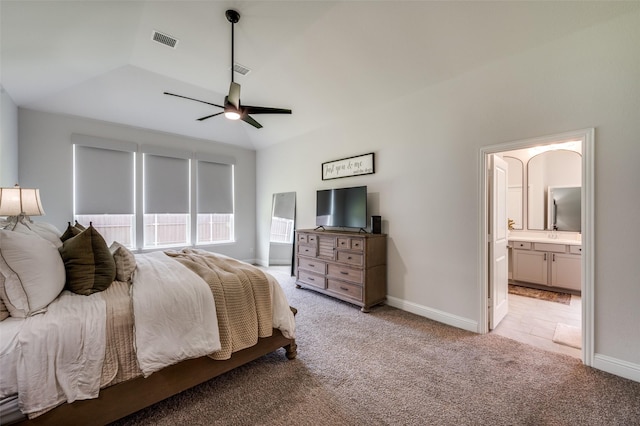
[508,235,582,246]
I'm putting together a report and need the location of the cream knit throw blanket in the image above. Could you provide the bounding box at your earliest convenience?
[165,249,273,360]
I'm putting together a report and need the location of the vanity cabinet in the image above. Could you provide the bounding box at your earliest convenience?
[511,241,581,292]
[295,229,387,312]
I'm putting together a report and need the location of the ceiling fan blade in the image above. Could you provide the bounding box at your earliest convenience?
[228,82,241,109]
[241,114,263,129]
[242,105,292,115]
[164,92,224,109]
[197,112,224,121]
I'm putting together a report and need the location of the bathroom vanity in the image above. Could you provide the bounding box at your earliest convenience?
[509,235,582,293]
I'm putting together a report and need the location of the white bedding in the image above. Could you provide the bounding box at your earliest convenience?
[0,318,24,398]
[132,251,221,377]
[14,290,107,415]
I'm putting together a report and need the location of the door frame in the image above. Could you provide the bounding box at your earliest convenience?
[478,128,594,366]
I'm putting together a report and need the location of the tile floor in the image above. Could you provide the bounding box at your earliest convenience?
[492,292,582,358]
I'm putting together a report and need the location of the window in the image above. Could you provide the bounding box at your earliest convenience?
[196,160,234,244]
[72,135,136,248]
[143,152,190,248]
[72,136,236,250]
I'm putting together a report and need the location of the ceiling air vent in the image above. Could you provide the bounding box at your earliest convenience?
[152,31,178,48]
[233,63,251,76]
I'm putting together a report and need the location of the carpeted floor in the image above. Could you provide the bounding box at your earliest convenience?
[508,284,572,305]
[111,268,640,426]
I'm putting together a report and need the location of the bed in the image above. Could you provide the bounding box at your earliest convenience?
[0,222,296,425]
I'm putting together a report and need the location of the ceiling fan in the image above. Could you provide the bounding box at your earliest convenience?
[164,9,292,129]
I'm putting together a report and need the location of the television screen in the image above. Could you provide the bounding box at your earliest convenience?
[316,186,367,229]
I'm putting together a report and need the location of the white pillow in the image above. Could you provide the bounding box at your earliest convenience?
[12,221,63,248]
[0,230,65,317]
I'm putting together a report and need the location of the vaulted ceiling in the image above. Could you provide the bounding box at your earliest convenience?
[1,1,636,150]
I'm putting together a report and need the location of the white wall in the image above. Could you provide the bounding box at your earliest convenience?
[18,109,257,261]
[256,9,640,376]
[0,86,18,186]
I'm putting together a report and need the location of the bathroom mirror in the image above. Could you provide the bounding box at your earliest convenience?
[527,150,581,230]
[504,156,523,230]
[268,192,296,269]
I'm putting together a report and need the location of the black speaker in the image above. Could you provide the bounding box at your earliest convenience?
[371,215,381,234]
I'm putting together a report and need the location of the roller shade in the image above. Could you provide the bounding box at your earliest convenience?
[197,161,233,214]
[144,154,190,214]
[74,145,134,215]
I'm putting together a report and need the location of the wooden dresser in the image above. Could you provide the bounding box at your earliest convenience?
[295,229,387,312]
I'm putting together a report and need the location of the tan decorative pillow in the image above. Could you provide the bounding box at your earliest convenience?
[59,225,116,295]
[109,241,136,282]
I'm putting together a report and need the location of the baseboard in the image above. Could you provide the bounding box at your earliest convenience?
[386,296,478,333]
[592,353,640,383]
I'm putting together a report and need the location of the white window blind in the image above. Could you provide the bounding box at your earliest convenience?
[197,161,233,214]
[74,145,135,215]
[144,154,190,214]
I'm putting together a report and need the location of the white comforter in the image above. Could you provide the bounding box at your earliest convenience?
[14,290,106,415]
[132,251,221,377]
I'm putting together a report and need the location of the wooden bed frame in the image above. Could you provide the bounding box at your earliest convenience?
[15,329,296,426]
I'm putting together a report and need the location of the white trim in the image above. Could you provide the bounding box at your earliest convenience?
[478,128,594,368]
[593,354,640,383]
[386,296,478,333]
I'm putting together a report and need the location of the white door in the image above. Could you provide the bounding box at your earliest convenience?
[489,154,509,329]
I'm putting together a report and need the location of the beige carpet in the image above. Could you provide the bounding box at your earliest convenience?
[553,323,582,349]
[111,267,640,426]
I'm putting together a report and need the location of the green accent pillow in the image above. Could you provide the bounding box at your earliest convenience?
[60,222,84,242]
[59,225,116,295]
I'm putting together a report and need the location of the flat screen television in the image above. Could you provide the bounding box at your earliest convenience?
[316,186,367,229]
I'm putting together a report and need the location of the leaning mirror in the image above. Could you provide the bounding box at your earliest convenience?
[268,192,296,270]
[527,150,581,231]
[504,156,523,230]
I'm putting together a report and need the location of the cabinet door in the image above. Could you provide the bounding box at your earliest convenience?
[513,249,548,285]
[551,253,581,291]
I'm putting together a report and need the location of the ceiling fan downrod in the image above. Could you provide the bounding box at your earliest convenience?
[226,9,240,84]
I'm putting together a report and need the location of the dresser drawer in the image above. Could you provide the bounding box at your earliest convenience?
[298,270,325,289]
[298,244,317,257]
[297,234,308,244]
[327,279,362,302]
[327,263,363,284]
[336,251,363,266]
[299,258,326,275]
[337,237,364,251]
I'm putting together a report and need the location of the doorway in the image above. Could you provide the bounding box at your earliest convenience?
[479,128,594,366]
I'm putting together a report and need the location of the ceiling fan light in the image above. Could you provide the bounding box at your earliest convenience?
[224,111,241,120]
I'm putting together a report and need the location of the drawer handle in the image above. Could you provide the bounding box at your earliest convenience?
[340,286,349,291]
[347,256,352,260]
[340,271,349,275]
[309,263,315,267]
[308,277,314,281]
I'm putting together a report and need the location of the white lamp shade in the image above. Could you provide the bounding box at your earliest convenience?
[0,186,45,217]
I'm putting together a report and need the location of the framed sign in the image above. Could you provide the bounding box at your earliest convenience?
[322,153,375,180]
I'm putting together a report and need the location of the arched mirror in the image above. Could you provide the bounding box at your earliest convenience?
[504,156,523,230]
[527,150,581,231]
[268,192,296,270]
